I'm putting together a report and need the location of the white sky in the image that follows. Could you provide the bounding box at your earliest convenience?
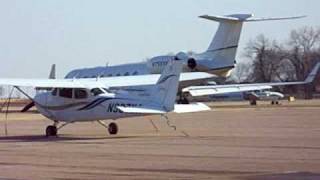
[0,0,319,78]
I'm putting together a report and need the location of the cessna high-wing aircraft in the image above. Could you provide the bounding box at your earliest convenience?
[183,63,320,98]
[208,90,285,105]
[0,56,210,137]
[65,14,305,79]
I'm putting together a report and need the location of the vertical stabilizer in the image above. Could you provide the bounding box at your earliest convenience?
[199,14,253,65]
[49,64,56,79]
[154,53,184,111]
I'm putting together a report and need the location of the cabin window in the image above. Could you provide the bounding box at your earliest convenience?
[51,88,58,96]
[74,89,88,99]
[59,88,73,98]
[90,88,104,96]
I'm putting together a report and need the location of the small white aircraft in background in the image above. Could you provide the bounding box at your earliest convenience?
[0,56,210,137]
[208,90,284,105]
[183,63,320,100]
[65,14,305,79]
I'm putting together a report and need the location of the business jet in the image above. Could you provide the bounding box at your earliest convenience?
[65,14,304,79]
[0,55,210,137]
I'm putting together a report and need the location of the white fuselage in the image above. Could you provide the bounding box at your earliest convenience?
[34,89,152,122]
[209,91,284,101]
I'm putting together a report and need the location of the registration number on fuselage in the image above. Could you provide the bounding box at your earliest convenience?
[107,103,142,113]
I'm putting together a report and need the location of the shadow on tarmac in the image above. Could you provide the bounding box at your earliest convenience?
[0,134,145,143]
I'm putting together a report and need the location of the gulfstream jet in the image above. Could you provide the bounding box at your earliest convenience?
[0,56,210,137]
[65,14,305,79]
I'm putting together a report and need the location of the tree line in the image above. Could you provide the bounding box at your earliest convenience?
[231,26,320,98]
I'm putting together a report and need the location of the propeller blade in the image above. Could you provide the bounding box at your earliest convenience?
[21,101,35,112]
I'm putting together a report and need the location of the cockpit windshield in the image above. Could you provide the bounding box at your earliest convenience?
[90,88,112,96]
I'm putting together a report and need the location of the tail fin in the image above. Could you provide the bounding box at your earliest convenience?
[49,64,56,79]
[305,62,320,83]
[197,14,305,71]
[153,54,184,111]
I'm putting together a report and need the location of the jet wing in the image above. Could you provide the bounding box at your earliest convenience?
[183,62,320,96]
[0,72,214,89]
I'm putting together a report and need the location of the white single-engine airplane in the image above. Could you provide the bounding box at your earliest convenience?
[183,63,320,98]
[0,56,210,137]
[208,90,285,105]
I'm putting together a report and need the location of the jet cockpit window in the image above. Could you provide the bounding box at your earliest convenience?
[74,89,88,99]
[59,88,73,98]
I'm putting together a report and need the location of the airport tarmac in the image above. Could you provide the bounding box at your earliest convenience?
[0,100,320,180]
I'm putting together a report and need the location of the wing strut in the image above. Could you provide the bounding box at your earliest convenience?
[0,87,15,136]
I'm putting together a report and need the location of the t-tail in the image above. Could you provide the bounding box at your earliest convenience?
[193,14,306,77]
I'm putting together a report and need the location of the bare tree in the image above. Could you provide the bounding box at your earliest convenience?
[287,26,320,98]
[245,35,287,82]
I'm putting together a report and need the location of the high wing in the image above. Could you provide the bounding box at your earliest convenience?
[0,72,214,89]
[183,63,320,97]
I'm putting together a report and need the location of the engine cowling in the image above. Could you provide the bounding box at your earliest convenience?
[187,58,197,70]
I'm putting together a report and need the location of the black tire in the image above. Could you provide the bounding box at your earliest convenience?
[108,122,118,135]
[271,101,275,105]
[250,100,257,106]
[46,125,57,137]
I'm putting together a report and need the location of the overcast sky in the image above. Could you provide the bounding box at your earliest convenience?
[0,0,319,78]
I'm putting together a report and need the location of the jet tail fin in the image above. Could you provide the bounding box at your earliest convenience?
[196,14,305,75]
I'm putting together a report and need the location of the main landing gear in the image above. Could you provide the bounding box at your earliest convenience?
[98,120,119,135]
[108,122,118,135]
[46,125,57,137]
[45,121,70,137]
[45,121,119,137]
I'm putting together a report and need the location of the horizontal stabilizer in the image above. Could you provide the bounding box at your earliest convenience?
[200,14,306,22]
[174,103,210,113]
[117,103,211,114]
[117,106,166,114]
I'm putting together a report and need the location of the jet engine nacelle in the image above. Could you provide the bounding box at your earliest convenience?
[187,58,197,70]
[147,52,200,74]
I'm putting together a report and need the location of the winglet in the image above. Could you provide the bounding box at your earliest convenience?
[305,62,320,83]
